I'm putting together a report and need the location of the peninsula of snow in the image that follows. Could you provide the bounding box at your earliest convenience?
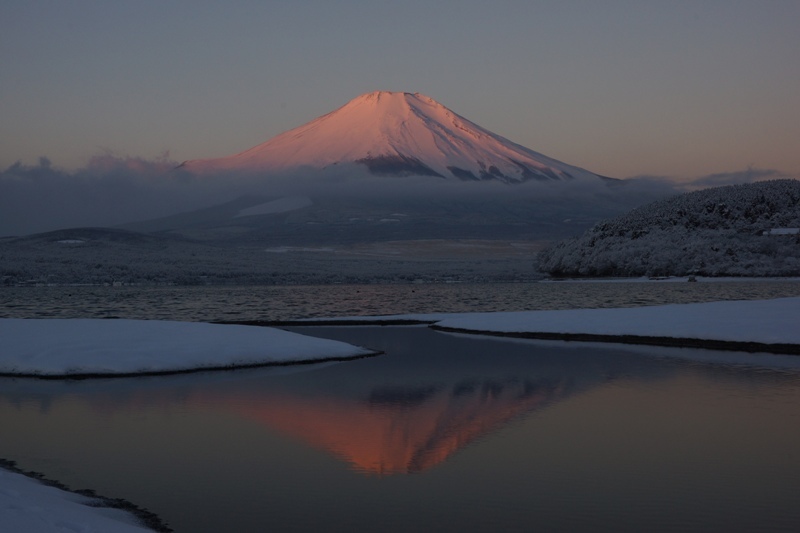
[297,297,800,355]
[431,297,800,349]
[0,319,374,377]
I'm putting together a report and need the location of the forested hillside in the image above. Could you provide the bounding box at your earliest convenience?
[538,180,800,277]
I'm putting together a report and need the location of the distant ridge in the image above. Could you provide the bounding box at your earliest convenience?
[181,91,605,184]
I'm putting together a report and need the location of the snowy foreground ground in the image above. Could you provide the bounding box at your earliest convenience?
[0,465,161,533]
[0,319,374,377]
[2,297,800,531]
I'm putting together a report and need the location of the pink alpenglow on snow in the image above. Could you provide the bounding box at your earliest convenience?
[180,91,604,184]
[0,319,374,377]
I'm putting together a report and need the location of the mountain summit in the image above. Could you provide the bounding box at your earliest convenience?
[181,91,604,184]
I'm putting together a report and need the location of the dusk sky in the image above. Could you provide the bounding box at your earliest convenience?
[2,0,799,181]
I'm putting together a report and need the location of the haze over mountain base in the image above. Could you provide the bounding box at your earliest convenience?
[0,90,686,285]
[0,174,670,286]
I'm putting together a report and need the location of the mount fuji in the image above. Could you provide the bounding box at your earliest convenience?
[1,92,677,285]
[180,91,605,184]
[120,91,668,247]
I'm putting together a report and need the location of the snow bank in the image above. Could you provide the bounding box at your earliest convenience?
[0,319,374,377]
[292,297,800,354]
[0,466,157,532]
[432,297,800,351]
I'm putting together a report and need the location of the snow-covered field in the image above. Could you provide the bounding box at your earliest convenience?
[0,319,374,377]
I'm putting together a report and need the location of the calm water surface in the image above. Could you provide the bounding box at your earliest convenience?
[2,282,800,532]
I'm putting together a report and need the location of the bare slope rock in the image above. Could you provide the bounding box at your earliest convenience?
[538,179,800,277]
[180,91,605,184]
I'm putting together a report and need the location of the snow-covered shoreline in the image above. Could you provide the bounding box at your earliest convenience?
[0,319,375,377]
[0,460,168,532]
[289,297,800,355]
[431,297,800,354]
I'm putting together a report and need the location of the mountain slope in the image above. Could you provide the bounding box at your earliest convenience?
[180,91,603,184]
[537,180,800,277]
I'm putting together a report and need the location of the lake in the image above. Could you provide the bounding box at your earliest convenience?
[2,281,800,531]
[3,279,800,321]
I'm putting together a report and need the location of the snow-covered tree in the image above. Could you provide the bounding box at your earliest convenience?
[538,180,800,277]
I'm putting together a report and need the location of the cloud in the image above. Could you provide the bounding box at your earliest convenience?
[0,155,233,236]
[629,168,797,192]
[682,168,795,189]
[0,155,677,237]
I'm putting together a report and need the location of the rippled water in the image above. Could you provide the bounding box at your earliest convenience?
[2,280,800,321]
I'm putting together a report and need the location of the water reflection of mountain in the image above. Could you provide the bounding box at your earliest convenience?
[1,327,685,475]
[222,377,571,475]
[183,326,650,476]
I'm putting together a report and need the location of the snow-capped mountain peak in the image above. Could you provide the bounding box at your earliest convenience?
[182,91,602,183]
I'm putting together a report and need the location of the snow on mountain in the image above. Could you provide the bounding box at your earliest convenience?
[234,195,312,218]
[181,91,603,184]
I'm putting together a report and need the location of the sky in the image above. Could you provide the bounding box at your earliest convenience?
[2,0,799,181]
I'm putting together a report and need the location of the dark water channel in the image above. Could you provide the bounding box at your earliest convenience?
[2,326,800,532]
